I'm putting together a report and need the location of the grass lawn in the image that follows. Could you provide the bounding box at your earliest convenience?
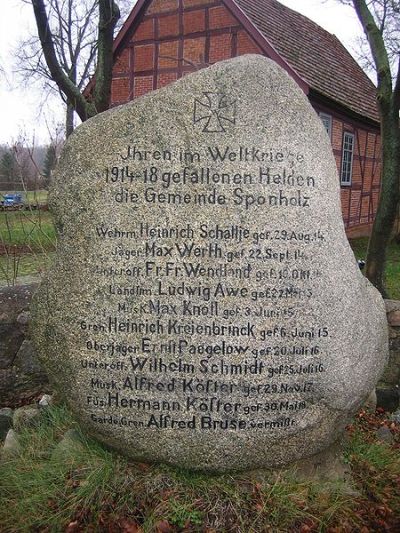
[0,252,55,284]
[349,237,400,300]
[0,210,55,249]
[0,404,399,532]
[0,209,56,285]
[0,189,48,205]
[24,190,48,204]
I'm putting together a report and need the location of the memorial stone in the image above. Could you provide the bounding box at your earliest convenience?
[32,55,388,471]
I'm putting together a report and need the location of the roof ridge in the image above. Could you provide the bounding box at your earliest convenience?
[234,0,379,123]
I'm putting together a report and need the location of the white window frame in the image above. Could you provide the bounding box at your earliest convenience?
[341,132,355,186]
[319,112,332,139]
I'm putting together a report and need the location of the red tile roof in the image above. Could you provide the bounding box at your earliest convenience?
[233,0,379,123]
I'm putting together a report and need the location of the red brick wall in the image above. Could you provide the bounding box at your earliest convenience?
[110,0,381,232]
[111,0,261,104]
[312,105,381,230]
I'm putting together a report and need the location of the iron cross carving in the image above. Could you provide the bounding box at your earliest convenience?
[193,92,237,133]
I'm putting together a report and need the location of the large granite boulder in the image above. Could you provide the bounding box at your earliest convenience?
[32,55,388,472]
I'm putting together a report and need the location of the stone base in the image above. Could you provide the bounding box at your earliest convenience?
[247,440,352,486]
[363,389,377,412]
[289,440,350,482]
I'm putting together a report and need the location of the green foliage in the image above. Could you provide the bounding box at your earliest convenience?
[42,144,57,184]
[345,430,398,471]
[167,499,203,528]
[350,237,400,299]
[0,405,399,532]
[0,405,129,531]
[0,151,17,183]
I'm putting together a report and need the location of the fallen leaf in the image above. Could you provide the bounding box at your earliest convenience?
[161,488,174,500]
[65,521,80,533]
[137,462,151,472]
[121,520,143,533]
[155,520,173,533]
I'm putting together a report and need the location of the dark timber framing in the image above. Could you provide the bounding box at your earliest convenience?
[94,0,381,236]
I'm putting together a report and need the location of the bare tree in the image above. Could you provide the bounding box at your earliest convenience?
[20,0,123,137]
[350,0,399,81]
[0,137,42,190]
[339,0,400,296]
[18,0,99,136]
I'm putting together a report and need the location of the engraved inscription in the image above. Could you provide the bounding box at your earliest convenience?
[74,139,329,436]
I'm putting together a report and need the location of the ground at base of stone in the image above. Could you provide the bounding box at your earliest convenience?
[0,405,399,533]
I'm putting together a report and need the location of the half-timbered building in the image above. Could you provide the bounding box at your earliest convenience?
[104,0,380,236]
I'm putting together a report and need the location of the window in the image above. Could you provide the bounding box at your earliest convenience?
[319,112,332,139]
[341,132,355,185]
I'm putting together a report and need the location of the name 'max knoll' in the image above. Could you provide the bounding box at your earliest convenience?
[32,55,388,471]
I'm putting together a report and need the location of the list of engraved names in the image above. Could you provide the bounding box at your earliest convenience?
[78,143,329,432]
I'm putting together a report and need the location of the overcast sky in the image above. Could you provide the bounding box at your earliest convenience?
[0,0,367,146]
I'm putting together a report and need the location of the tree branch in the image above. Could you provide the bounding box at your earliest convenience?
[353,0,392,106]
[393,54,400,109]
[78,44,97,89]
[378,0,387,33]
[31,0,93,120]
[92,0,120,114]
